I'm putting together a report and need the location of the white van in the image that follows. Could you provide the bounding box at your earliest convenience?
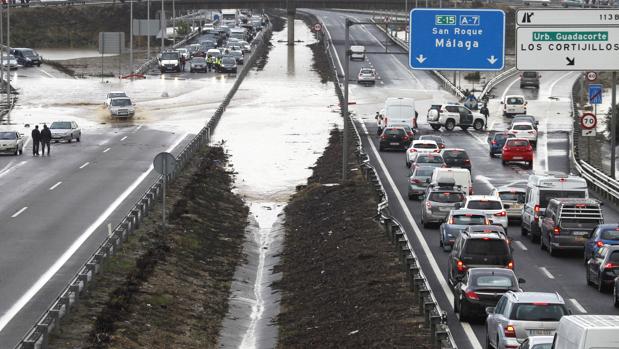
[502,95,528,117]
[552,315,619,349]
[521,172,589,242]
[350,45,366,61]
[431,168,472,196]
[384,97,416,130]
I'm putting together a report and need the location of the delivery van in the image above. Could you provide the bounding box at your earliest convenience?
[384,97,416,130]
[350,45,366,61]
[552,315,619,349]
[431,168,472,196]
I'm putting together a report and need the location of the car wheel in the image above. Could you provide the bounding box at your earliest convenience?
[443,243,452,252]
[77,136,80,142]
[598,275,608,293]
[501,160,507,166]
[521,226,528,236]
[14,148,18,155]
[445,119,456,131]
[408,193,415,200]
[540,233,547,250]
[548,238,557,256]
[586,267,594,286]
[430,124,441,131]
[454,294,459,313]
[489,151,494,158]
[37,63,41,67]
[614,284,619,307]
[379,145,384,152]
[405,161,410,168]
[459,300,471,322]
[485,335,493,349]
[473,119,484,131]
[520,84,524,89]
[68,137,72,143]
[530,225,540,243]
[460,125,470,131]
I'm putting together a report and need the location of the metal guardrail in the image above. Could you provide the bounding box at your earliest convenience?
[478,67,518,101]
[568,78,619,204]
[310,10,458,348]
[14,20,273,349]
[370,18,466,100]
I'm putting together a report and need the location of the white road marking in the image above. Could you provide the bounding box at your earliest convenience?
[11,207,27,218]
[134,125,143,133]
[540,266,555,279]
[79,162,90,169]
[570,298,587,313]
[0,133,188,332]
[466,130,488,146]
[360,122,482,349]
[514,240,528,251]
[37,68,54,78]
[548,71,575,96]
[0,160,27,179]
[120,136,127,141]
[501,77,521,101]
[103,147,111,153]
[49,181,62,191]
[320,17,344,76]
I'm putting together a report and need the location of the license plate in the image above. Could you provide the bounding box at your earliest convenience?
[574,231,589,236]
[530,329,553,336]
[439,207,451,212]
[513,156,523,160]
[390,142,399,146]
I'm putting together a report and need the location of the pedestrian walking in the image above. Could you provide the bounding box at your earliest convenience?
[375,111,385,136]
[180,55,186,72]
[413,110,419,129]
[206,55,213,72]
[480,103,489,130]
[40,124,51,156]
[31,125,40,156]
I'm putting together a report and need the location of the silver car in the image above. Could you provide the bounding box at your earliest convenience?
[190,57,207,73]
[0,130,23,155]
[421,182,467,228]
[357,67,376,85]
[50,121,81,143]
[486,292,569,349]
[108,97,135,118]
[491,186,526,222]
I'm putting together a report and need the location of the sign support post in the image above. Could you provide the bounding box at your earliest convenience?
[612,72,617,178]
[342,19,350,182]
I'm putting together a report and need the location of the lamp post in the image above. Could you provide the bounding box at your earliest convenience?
[161,0,165,51]
[147,0,150,59]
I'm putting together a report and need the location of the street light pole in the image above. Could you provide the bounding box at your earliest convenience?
[130,1,133,74]
[6,0,10,116]
[172,0,175,45]
[161,0,164,51]
[147,0,150,59]
[342,18,350,182]
[611,72,617,178]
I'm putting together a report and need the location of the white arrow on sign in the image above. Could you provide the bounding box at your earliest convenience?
[487,55,498,64]
[416,54,427,64]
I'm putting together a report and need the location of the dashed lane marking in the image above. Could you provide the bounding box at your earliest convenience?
[79,162,90,169]
[514,240,528,251]
[120,136,127,141]
[540,267,555,279]
[49,181,62,191]
[570,298,587,313]
[103,147,111,153]
[11,207,27,218]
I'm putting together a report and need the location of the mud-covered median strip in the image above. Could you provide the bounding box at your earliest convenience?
[274,130,431,348]
[48,146,249,348]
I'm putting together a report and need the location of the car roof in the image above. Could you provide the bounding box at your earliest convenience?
[420,135,444,141]
[464,231,505,240]
[450,209,487,216]
[468,267,515,276]
[506,291,565,304]
[495,186,526,193]
[512,122,534,127]
[467,195,501,201]
[413,139,438,145]
[549,198,599,205]
[525,336,554,345]
[505,94,526,99]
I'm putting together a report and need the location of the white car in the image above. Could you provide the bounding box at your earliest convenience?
[357,67,376,85]
[104,91,128,107]
[459,195,508,229]
[238,40,252,53]
[50,121,81,143]
[0,130,23,155]
[405,140,439,167]
[508,122,538,146]
[1,54,18,70]
[502,95,527,117]
[108,97,135,118]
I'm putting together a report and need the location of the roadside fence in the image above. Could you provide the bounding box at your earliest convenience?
[14,20,273,349]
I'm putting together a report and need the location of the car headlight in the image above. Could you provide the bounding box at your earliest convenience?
[25,58,31,61]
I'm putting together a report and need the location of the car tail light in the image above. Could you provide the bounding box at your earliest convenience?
[507,260,514,269]
[553,226,561,235]
[403,136,409,141]
[457,260,466,272]
[434,149,440,153]
[492,140,497,145]
[448,217,454,224]
[604,263,617,269]
[527,146,533,152]
[426,201,432,209]
[440,144,446,149]
[528,131,535,134]
[465,291,479,300]
[494,211,507,217]
[381,134,388,140]
[464,159,470,163]
[504,325,517,338]
[409,148,417,153]
[410,178,421,184]
[597,241,604,247]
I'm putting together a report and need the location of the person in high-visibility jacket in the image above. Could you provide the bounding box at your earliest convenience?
[206,55,213,72]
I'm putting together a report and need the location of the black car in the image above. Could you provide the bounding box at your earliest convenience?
[614,276,619,308]
[586,245,619,293]
[11,48,42,67]
[379,127,410,152]
[219,56,237,73]
[447,230,513,287]
[454,268,523,322]
[419,134,446,149]
[487,132,515,157]
[441,148,471,171]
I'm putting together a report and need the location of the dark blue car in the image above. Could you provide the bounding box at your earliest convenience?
[487,132,514,157]
[585,224,619,264]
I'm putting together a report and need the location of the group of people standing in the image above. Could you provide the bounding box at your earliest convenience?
[206,55,222,72]
[31,124,52,156]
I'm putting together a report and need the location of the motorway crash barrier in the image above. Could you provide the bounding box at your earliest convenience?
[569,78,619,205]
[304,9,458,348]
[14,20,273,349]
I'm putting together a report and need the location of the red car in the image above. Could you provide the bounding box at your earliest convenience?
[501,138,533,168]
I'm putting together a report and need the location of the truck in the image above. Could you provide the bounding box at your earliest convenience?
[552,315,619,349]
[221,9,238,25]
[158,50,181,73]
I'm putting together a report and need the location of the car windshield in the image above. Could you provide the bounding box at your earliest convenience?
[531,344,551,349]
[193,57,206,63]
[513,125,533,131]
[510,303,567,321]
[539,190,586,207]
[494,133,511,142]
[384,128,405,136]
[600,228,619,240]
[420,136,443,143]
[390,124,411,132]
[111,99,132,107]
[428,192,464,203]
[222,57,236,64]
[414,143,437,149]
[161,52,178,60]
[506,140,529,147]
[463,239,508,255]
[514,117,534,124]
[0,132,16,140]
[50,122,71,129]
[22,50,36,57]
[560,218,599,229]
[472,275,514,288]
[414,167,435,177]
[467,200,502,210]
[360,69,374,74]
[507,97,524,105]
[523,72,538,78]
[452,215,486,225]
[109,92,126,98]
[442,150,468,159]
[417,155,443,163]
[498,191,525,203]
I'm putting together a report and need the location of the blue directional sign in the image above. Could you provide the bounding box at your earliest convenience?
[409,9,505,71]
[589,84,603,105]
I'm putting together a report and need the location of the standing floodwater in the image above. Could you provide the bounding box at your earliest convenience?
[215,19,341,348]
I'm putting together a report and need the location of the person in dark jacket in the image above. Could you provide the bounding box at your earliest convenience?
[40,124,52,156]
[480,103,489,130]
[31,125,40,156]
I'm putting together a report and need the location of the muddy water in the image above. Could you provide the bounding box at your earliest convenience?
[215,19,341,349]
